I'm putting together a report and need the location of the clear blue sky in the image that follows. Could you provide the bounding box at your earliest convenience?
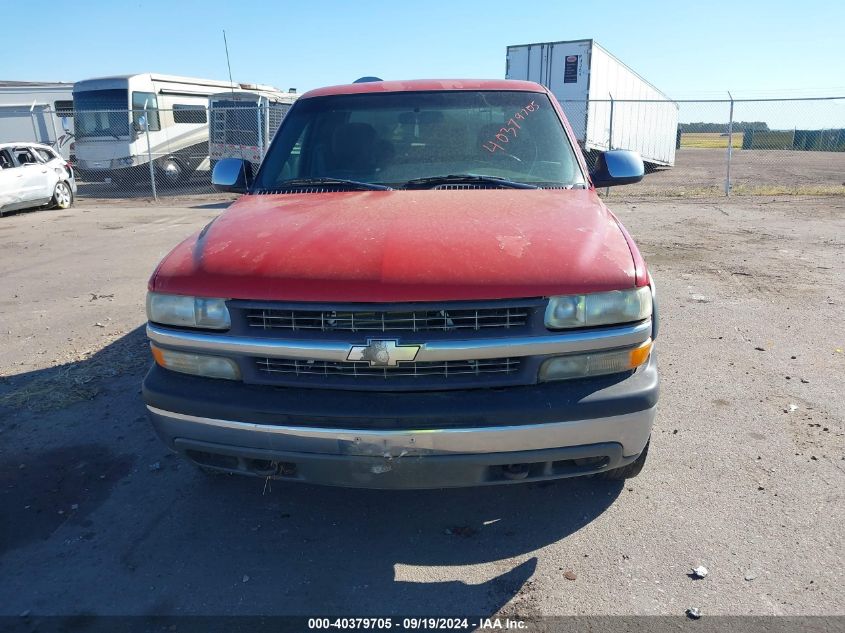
[2,0,843,98]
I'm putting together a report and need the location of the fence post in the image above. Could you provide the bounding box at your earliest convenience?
[47,109,59,149]
[725,92,734,196]
[606,94,615,197]
[257,102,264,164]
[143,103,158,202]
[29,100,39,143]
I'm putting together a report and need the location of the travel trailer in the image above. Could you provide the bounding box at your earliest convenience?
[209,87,298,173]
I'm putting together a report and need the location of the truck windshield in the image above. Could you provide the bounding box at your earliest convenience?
[74,89,130,139]
[255,90,585,189]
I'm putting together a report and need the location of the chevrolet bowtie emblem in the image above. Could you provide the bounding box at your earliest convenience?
[347,339,421,367]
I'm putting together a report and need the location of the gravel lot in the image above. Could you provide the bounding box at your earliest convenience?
[0,195,843,618]
[623,149,845,195]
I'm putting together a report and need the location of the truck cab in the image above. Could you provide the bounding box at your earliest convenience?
[142,79,658,488]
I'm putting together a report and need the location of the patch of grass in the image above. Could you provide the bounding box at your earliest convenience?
[0,334,149,413]
[0,366,101,413]
[680,133,743,149]
[602,184,845,198]
[729,184,845,196]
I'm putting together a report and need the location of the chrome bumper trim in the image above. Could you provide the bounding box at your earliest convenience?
[146,319,652,363]
[147,405,656,457]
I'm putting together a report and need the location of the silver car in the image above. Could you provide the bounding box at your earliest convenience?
[0,142,77,216]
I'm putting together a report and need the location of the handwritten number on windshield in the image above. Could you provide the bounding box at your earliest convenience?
[482,100,539,154]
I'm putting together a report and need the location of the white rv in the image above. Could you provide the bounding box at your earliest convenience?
[209,87,298,173]
[0,81,75,160]
[72,73,239,183]
[506,39,679,166]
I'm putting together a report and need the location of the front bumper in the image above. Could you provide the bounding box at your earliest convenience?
[142,354,658,489]
[77,156,140,170]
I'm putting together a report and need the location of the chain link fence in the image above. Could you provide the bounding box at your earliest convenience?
[636,96,843,196]
[2,99,843,201]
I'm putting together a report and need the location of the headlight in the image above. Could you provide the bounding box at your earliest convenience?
[539,339,652,382]
[545,287,652,329]
[146,292,231,329]
[150,344,241,380]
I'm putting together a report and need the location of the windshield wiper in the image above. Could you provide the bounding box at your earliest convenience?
[262,177,392,192]
[402,174,539,190]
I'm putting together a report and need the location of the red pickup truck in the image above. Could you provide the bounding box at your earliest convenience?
[143,79,658,488]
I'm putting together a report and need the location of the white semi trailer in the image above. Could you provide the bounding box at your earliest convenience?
[506,39,678,166]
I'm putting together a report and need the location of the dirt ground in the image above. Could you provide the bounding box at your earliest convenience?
[0,195,843,619]
[622,149,845,195]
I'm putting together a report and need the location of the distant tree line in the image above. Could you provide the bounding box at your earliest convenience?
[678,121,770,133]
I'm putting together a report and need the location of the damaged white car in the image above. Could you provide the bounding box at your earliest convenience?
[0,143,76,216]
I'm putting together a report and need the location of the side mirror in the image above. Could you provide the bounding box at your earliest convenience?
[590,150,644,188]
[212,158,253,193]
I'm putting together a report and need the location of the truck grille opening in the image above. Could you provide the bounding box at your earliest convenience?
[432,183,498,190]
[255,357,521,379]
[245,306,531,332]
[254,186,353,194]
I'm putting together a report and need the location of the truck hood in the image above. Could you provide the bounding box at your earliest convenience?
[151,189,637,302]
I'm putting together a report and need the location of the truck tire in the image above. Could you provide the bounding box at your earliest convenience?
[595,439,649,480]
[51,181,73,210]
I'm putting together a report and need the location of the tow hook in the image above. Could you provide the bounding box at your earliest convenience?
[370,450,409,475]
[502,463,530,480]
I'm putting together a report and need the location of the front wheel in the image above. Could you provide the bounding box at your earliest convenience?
[51,181,73,209]
[595,439,650,480]
[158,157,185,186]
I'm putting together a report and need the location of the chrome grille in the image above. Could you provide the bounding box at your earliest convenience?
[246,306,531,332]
[255,357,521,379]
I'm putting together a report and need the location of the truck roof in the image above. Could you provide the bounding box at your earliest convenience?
[301,79,546,99]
